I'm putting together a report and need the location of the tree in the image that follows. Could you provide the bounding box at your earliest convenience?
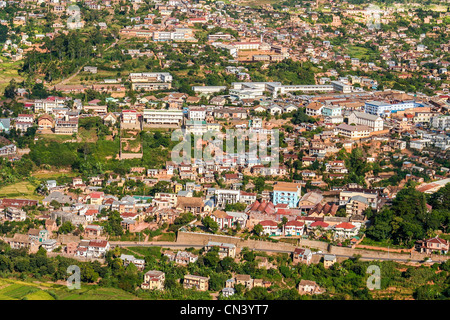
[4,79,17,99]
[336,208,347,217]
[202,216,219,233]
[0,25,8,43]
[50,200,61,209]
[58,221,75,234]
[204,247,220,268]
[253,224,263,236]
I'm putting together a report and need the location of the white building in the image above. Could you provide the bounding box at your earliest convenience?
[143,109,184,126]
[348,111,383,131]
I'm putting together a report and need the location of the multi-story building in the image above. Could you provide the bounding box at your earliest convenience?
[5,207,26,221]
[183,274,209,291]
[431,115,450,130]
[14,114,34,132]
[272,182,302,208]
[284,220,305,236]
[141,270,165,290]
[336,123,371,139]
[345,195,370,216]
[188,107,206,121]
[259,220,281,236]
[143,109,184,126]
[204,241,236,258]
[339,190,379,210]
[34,96,70,114]
[322,105,342,117]
[417,236,449,254]
[214,189,241,208]
[348,111,383,132]
[76,240,110,258]
[364,100,423,116]
[54,117,78,135]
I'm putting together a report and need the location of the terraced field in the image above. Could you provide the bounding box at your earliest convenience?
[0,278,139,300]
[0,181,43,200]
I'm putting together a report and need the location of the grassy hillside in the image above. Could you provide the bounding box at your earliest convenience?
[0,278,139,300]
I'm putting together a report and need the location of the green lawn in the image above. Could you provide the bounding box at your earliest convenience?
[125,246,162,259]
[345,46,370,60]
[36,134,76,143]
[359,237,411,250]
[157,233,176,242]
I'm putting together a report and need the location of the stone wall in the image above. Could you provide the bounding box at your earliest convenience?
[176,231,449,262]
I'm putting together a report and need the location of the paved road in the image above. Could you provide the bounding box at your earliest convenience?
[110,242,446,263]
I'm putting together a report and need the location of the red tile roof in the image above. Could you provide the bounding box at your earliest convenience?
[259,220,278,226]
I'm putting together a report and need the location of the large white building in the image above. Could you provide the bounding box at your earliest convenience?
[143,109,184,126]
[431,115,450,130]
[348,111,383,131]
[215,189,241,209]
[129,72,173,83]
[364,100,424,116]
[336,123,371,139]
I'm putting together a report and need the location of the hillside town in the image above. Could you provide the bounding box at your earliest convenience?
[0,0,449,302]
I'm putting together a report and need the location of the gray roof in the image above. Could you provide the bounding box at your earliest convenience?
[350,195,369,204]
[324,254,336,261]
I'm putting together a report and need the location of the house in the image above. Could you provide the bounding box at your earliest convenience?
[103,113,118,126]
[221,287,236,297]
[323,254,337,268]
[40,239,58,252]
[258,220,281,236]
[268,104,283,115]
[305,101,323,117]
[43,191,73,206]
[298,279,325,295]
[176,196,204,214]
[5,207,26,221]
[299,192,323,208]
[88,192,105,205]
[0,118,10,132]
[333,222,359,239]
[292,247,312,265]
[210,210,234,230]
[175,251,199,265]
[84,225,103,238]
[120,254,145,270]
[76,240,110,258]
[141,270,165,290]
[37,114,54,130]
[417,236,449,254]
[235,274,253,289]
[204,241,236,258]
[283,220,305,236]
[183,274,209,291]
